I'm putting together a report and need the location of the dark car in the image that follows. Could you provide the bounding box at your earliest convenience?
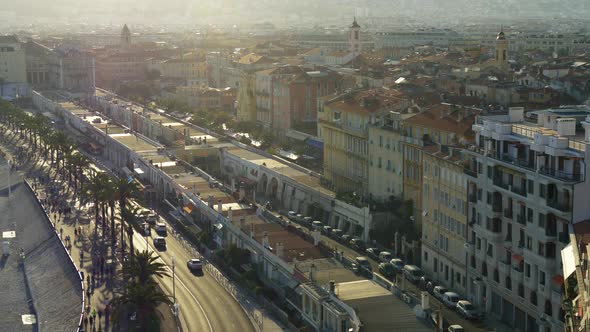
[366,247,381,260]
[341,234,352,245]
[378,262,396,279]
[349,237,366,251]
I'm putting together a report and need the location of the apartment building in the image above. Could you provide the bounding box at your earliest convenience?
[462,106,590,332]
[421,145,469,296]
[149,56,207,84]
[319,88,405,194]
[402,104,479,227]
[367,110,413,201]
[0,35,27,99]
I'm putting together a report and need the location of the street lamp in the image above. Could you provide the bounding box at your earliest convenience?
[171,255,177,315]
[6,159,11,198]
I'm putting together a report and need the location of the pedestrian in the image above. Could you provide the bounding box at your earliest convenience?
[89,315,94,328]
[104,304,110,322]
[86,287,91,300]
[98,309,103,324]
[92,308,97,323]
[59,228,63,238]
[83,315,88,330]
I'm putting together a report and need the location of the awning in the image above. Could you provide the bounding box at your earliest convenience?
[133,168,144,175]
[306,138,323,150]
[562,243,576,279]
[512,254,524,262]
[552,275,564,286]
[182,203,196,214]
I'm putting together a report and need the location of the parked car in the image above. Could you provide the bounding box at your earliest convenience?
[312,220,323,230]
[448,325,464,332]
[153,237,166,250]
[403,265,425,284]
[378,251,392,263]
[340,234,352,245]
[331,229,343,240]
[433,286,449,301]
[302,216,312,227]
[355,256,372,272]
[349,237,365,251]
[187,258,203,272]
[389,258,404,273]
[287,211,297,220]
[155,222,167,235]
[378,262,396,279]
[322,225,333,235]
[442,292,460,309]
[146,211,158,225]
[456,300,480,320]
[296,214,304,222]
[366,248,381,260]
[140,222,150,236]
[419,276,432,291]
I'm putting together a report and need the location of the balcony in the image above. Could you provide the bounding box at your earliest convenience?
[464,167,478,178]
[510,266,524,283]
[503,208,513,219]
[539,167,583,183]
[499,260,510,275]
[492,201,503,213]
[516,214,526,225]
[511,186,527,197]
[547,198,572,213]
[499,154,536,171]
[493,177,510,190]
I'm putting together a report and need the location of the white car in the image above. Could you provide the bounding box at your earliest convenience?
[442,292,460,309]
[187,258,203,271]
[433,286,449,301]
[287,211,297,220]
[155,222,167,235]
[456,300,480,320]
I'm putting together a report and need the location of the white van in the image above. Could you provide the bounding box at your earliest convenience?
[442,292,460,309]
[378,251,392,263]
[403,265,425,284]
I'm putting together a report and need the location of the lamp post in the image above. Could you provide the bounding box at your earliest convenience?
[7,159,11,198]
[171,255,176,311]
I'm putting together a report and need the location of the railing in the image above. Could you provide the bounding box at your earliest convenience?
[499,154,535,171]
[547,198,572,212]
[539,167,583,183]
[569,140,585,152]
[464,167,477,178]
[511,186,527,197]
[493,177,510,190]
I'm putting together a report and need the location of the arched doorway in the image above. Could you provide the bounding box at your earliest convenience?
[269,177,279,199]
[259,173,268,196]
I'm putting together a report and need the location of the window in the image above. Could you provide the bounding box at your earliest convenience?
[518,283,524,298]
[470,255,475,268]
[526,236,532,250]
[476,238,481,250]
[482,263,488,276]
[424,251,428,262]
[539,270,546,286]
[539,183,546,198]
[527,208,533,222]
[538,242,545,256]
[530,291,537,305]
[434,258,438,272]
[525,263,531,278]
[493,269,499,282]
[538,213,546,228]
[545,300,553,317]
[528,180,534,194]
[487,244,493,258]
[505,276,512,290]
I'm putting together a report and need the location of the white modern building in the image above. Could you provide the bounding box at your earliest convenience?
[463,106,590,332]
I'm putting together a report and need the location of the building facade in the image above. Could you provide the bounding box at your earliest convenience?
[463,106,590,332]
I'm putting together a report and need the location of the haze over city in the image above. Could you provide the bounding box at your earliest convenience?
[1,1,590,332]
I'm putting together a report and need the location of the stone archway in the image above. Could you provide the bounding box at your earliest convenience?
[269,177,279,199]
[259,173,269,196]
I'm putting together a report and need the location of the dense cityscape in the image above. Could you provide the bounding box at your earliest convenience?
[1,1,590,332]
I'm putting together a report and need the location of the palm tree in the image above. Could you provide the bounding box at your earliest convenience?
[81,172,111,230]
[110,281,171,331]
[114,177,141,251]
[121,249,170,284]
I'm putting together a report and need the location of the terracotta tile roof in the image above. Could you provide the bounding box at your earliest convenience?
[405,103,480,137]
[325,89,405,115]
[238,53,274,65]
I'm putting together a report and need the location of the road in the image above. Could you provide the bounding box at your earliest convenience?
[19,108,257,332]
[269,208,491,331]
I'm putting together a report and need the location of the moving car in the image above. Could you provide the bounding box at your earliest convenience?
[153,237,166,249]
[155,222,167,235]
[403,265,425,284]
[366,248,381,260]
[187,258,203,272]
[442,292,460,309]
[456,300,480,320]
[378,262,396,279]
[433,286,449,301]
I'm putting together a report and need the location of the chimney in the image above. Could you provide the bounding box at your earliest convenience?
[228,207,233,221]
[217,200,223,214]
[262,231,269,248]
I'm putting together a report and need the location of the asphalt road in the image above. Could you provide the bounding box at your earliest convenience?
[132,215,256,332]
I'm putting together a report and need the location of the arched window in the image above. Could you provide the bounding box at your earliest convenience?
[545,300,552,317]
[530,291,537,305]
[505,276,512,290]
